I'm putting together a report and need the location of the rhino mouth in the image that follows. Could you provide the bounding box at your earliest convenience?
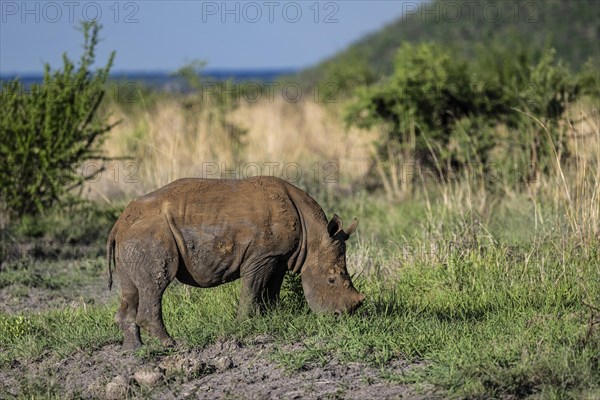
[333,306,359,316]
[333,296,365,316]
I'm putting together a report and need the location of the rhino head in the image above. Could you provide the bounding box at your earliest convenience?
[301,214,366,315]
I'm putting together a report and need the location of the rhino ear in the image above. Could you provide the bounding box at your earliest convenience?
[327,214,343,237]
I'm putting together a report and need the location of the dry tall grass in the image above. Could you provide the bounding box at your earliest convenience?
[553,101,599,239]
[84,96,376,201]
[422,99,600,242]
[85,94,599,241]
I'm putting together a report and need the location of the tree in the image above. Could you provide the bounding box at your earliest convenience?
[0,22,116,217]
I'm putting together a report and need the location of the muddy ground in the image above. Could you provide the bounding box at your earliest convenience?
[1,338,435,399]
[0,252,437,399]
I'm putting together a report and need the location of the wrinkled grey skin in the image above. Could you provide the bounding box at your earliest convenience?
[107,177,365,350]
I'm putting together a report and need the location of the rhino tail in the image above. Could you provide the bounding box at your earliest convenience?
[106,226,117,291]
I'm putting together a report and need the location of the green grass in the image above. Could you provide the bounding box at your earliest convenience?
[0,257,105,293]
[1,195,599,398]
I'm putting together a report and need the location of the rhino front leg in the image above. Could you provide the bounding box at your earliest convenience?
[264,265,287,306]
[237,260,286,319]
[237,277,262,319]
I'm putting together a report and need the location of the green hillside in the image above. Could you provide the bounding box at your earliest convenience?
[303,0,599,81]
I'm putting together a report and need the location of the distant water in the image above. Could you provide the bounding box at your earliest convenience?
[0,68,298,92]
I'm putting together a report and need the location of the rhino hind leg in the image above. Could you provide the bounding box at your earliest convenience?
[133,256,178,347]
[115,271,142,350]
[119,231,179,348]
[136,286,174,347]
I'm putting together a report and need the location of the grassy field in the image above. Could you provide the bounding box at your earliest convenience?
[1,96,599,399]
[2,192,599,398]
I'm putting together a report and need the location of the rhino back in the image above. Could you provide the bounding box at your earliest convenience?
[115,177,304,287]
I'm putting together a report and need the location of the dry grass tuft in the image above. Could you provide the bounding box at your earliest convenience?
[83,97,376,202]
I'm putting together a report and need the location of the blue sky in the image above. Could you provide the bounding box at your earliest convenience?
[0,1,421,74]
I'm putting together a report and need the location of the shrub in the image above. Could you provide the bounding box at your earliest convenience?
[0,22,115,217]
[320,55,376,99]
[345,42,580,196]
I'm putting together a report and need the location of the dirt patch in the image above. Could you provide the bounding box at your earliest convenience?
[0,281,116,315]
[0,336,436,399]
[0,255,115,315]
[0,250,438,399]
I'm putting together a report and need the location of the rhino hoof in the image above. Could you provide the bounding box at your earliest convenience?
[121,342,142,352]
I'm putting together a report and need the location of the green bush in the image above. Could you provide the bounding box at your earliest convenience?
[578,57,600,98]
[0,22,115,217]
[320,55,376,100]
[13,202,121,245]
[345,42,580,191]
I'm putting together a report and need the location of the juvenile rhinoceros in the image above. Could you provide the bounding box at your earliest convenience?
[107,176,365,350]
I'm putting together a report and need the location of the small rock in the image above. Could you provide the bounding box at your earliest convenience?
[133,369,163,387]
[161,355,205,378]
[105,375,128,400]
[217,339,241,351]
[250,334,272,347]
[215,356,234,371]
[160,354,190,372]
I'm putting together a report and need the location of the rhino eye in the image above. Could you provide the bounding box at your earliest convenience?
[328,276,336,285]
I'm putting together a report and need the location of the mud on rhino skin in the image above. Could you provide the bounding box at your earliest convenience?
[106,176,365,350]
